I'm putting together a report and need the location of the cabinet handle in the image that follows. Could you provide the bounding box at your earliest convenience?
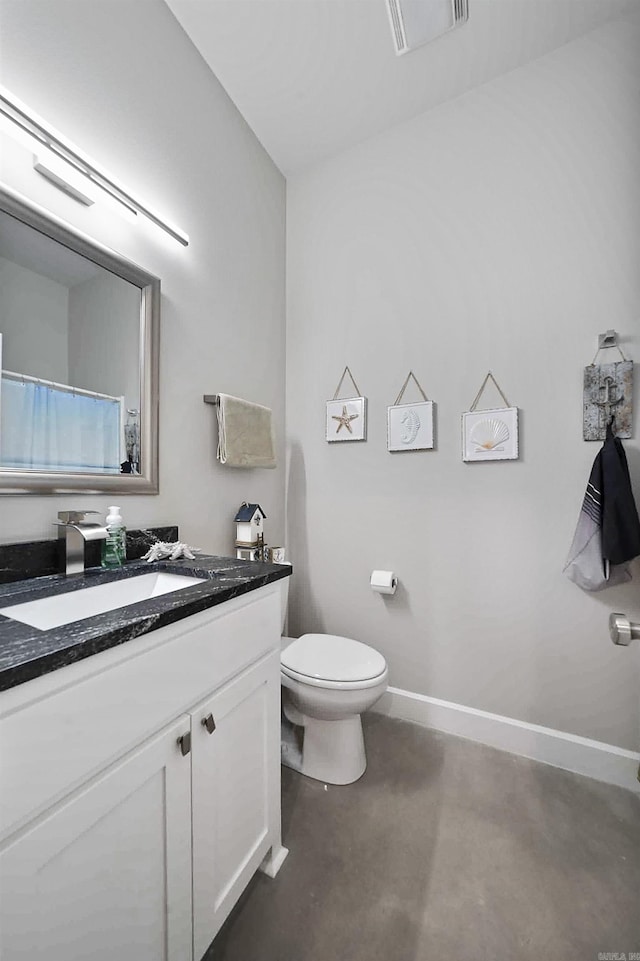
[177,732,191,756]
[201,713,216,735]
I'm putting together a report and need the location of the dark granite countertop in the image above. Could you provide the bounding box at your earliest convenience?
[0,555,291,692]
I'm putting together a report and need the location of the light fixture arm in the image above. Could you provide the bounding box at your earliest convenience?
[0,84,189,246]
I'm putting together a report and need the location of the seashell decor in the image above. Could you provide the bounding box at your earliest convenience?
[470,418,510,450]
[387,400,434,452]
[399,407,421,444]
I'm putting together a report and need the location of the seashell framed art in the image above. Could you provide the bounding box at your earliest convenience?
[462,406,519,462]
[387,401,434,452]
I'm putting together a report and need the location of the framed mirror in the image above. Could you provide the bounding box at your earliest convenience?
[0,184,159,494]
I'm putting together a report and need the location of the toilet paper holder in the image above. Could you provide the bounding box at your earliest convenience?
[370,570,398,595]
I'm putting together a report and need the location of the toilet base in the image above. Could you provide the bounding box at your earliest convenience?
[280,660,388,786]
[299,714,366,785]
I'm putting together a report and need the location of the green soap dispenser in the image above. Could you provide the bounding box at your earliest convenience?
[101,505,126,568]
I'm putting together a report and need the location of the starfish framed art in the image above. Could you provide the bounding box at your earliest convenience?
[326,366,367,442]
[326,396,367,442]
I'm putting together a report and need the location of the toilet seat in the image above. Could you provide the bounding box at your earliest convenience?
[281,633,387,690]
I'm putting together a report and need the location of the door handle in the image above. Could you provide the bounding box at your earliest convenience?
[177,731,191,756]
[201,713,216,734]
[609,613,640,646]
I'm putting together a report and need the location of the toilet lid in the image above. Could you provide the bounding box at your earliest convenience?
[281,633,386,683]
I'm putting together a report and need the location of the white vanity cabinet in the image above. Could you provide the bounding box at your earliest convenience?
[0,583,287,961]
[191,652,280,959]
[0,717,194,961]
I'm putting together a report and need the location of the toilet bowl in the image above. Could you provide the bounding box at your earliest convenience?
[281,633,388,785]
[279,570,388,784]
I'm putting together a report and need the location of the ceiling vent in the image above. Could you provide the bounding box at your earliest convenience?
[386,0,469,56]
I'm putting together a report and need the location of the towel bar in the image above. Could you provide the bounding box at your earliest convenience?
[609,613,640,646]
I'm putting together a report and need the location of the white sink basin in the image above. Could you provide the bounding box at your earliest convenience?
[0,572,206,631]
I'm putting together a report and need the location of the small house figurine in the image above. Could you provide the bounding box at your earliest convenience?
[234,503,266,559]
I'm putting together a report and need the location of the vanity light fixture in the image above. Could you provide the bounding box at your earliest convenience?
[0,84,189,246]
[30,147,138,224]
[32,151,96,208]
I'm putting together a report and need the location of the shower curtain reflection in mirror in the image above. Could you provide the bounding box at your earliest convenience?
[0,372,122,473]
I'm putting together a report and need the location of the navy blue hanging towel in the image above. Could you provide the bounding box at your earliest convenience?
[564,424,640,592]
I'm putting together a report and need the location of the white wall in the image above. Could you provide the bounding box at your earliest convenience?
[68,272,141,412]
[286,14,640,750]
[0,0,286,554]
[0,256,69,382]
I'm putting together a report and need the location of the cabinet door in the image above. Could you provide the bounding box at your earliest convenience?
[192,653,278,959]
[0,717,193,961]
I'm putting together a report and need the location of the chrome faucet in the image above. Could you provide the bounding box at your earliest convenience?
[55,510,108,576]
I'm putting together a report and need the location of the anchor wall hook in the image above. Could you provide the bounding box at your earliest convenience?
[583,359,634,441]
[593,375,624,425]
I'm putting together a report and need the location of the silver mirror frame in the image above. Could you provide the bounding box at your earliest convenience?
[0,183,159,494]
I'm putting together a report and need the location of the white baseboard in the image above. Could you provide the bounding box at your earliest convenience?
[372,686,640,793]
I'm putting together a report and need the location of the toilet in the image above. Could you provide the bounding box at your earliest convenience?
[279,573,388,785]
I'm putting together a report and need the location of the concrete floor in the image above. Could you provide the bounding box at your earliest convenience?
[206,713,640,961]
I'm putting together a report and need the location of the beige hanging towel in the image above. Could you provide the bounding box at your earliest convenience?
[216,393,277,469]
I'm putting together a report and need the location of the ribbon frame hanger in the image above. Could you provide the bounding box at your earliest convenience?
[326,366,367,443]
[387,370,435,452]
[462,371,519,463]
